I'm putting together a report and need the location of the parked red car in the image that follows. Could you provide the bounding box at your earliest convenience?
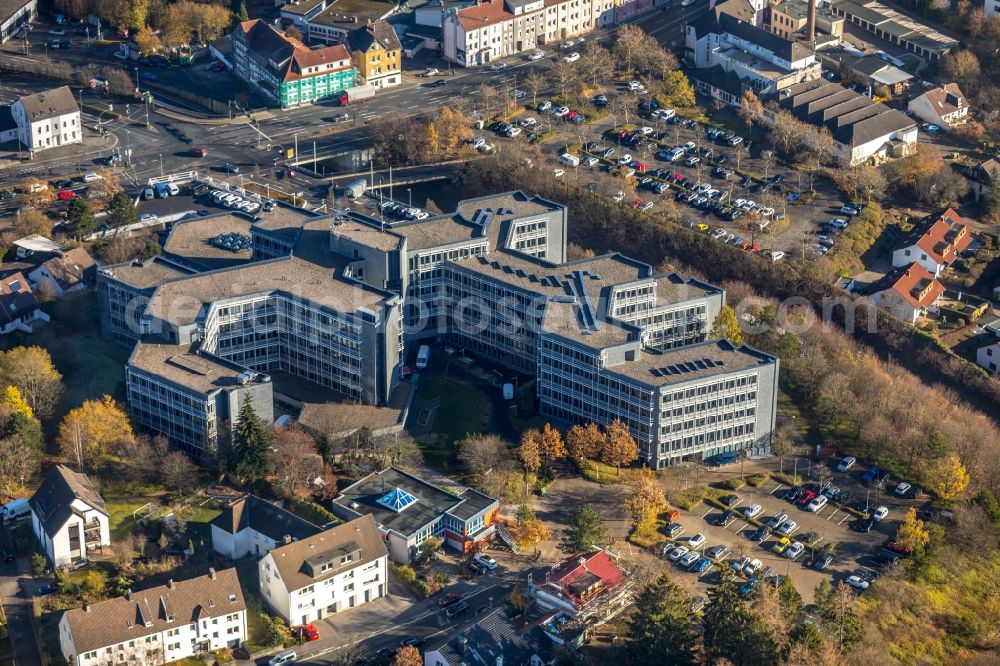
[297,624,320,641]
[887,541,912,556]
[57,189,75,200]
[437,591,462,607]
[797,490,816,506]
[631,199,643,209]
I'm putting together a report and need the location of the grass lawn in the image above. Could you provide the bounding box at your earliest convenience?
[106,501,153,541]
[579,458,637,485]
[177,502,223,543]
[417,377,491,469]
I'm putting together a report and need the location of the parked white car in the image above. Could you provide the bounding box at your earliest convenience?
[473,553,498,569]
[742,504,763,520]
[563,52,581,63]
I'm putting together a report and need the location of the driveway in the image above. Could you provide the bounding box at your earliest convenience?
[0,521,43,666]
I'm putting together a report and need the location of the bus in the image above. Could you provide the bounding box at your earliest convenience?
[416,345,430,369]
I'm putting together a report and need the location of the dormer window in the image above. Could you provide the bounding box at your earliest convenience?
[229,594,238,602]
[208,599,215,607]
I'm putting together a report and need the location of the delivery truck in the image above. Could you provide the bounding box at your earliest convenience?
[0,498,29,522]
[336,84,376,106]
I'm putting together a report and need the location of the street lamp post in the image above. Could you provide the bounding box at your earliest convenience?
[134,68,139,92]
[407,188,412,208]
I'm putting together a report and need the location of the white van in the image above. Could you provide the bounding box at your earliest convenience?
[1,498,30,522]
[268,650,297,666]
[167,183,180,196]
[559,153,580,167]
[415,345,430,369]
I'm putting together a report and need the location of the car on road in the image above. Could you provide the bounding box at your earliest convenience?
[688,533,706,549]
[668,545,689,561]
[437,592,462,607]
[473,553,497,569]
[296,624,319,641]
[268,650,297,665]
[54,179,74,189]
[223,163,240,173]
[425,79,447,88]
[742,503,762,520]
[921,123,940,132]
[139,213,158,223]
[564,52,581,63]
[846,575,870,591]
[50,28,66,35]
[446,602,470,618]
[399,637,426,649]
[894,482,912,496]
[679,551,700,568]
[527,50,545,61]
[489,62,507,71]
[83,172,102,182]
[873,506,889,521]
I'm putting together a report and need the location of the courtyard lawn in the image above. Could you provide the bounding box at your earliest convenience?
[417,377,491,469]
[178,502,223,543]
[106,501,153,542]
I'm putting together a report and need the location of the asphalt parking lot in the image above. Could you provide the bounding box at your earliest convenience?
[656,457,924,603]
[489,81,853,255]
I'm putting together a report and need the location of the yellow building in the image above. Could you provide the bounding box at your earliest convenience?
[348,21,402,90]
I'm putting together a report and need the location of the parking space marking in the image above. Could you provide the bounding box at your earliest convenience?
[701,508,712,519]
[827,509,840,522]
[735,521,750,533]
[769,483,784,495]
[838,514,852,526]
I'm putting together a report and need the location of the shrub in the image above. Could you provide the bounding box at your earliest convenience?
[975,490,1000,524]
[746,473,769,487]
[717,478,746,491]
[286,497,338,526]
[31,552,47,576]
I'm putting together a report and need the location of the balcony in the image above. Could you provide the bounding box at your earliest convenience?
[83,519,103,545]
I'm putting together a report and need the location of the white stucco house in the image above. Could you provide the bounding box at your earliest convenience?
[210,495,322,560]
[890,208,972,277]
[258,515,388,625]
[908,83,969,128]
[862,263,944,324]
[978,341,1000,375]
[10,86,81,155]
[29,466,110,567]
[59,568,247,666]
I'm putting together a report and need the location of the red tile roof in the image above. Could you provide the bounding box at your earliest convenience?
[883,263,944,309]
[548,550,626,607]
[920,82,966,119]
[914,207,972,266]
[456,0,514,32]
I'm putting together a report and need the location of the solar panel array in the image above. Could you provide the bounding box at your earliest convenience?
[650,358,725,377]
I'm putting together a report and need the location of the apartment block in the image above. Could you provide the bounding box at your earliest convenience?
[98,257,194,348]
[109,188,776,467]
[258,515,388,625]
[59,569,246,666]
[442,0,639,66]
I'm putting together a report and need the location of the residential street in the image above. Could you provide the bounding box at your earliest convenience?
[0,520,43,666]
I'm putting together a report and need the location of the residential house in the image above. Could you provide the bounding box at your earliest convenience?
[330,467,500,563]
[684,13,823,106]
[968,157,1000,202]
[908,83,969,127]
[59,568,247,666]
[770,78,917,165]
[29,466,110,567]
[0,105,17,143]
[278,0,331,30]
[978,340,1000,375]
[10,86,81,154]
[232,19,357,109]
[424,608,556,666]
[0,0,36,43]
[303,2,398,44]
[258,514,388,625]
[830,54,912,95]
[12,233,62,261]
[27,246,96,297]
[891,208,972,277]
[210,495,322,560]
[988,0,1000,18]
[0,271,49,334]
[710,0,767,26]
[863,263,944,323]
[347,21,402,90]
[527,549,634,641]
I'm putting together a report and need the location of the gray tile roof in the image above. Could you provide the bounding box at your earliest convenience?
[211,495,323,542]
[16,86,78,122]
[62,568,245,654]
[780,79,915,147]
[29,466,107,538]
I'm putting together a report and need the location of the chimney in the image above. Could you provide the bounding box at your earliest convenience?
[283,534,293,544]
[167,579,175,589]
[125,589,133,600]
[806,0,816,41]
[208,567,217,580]
[83,602,90,612]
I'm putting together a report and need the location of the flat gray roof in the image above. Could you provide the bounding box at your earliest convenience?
[606,339,777,387]
[129,342,259,395]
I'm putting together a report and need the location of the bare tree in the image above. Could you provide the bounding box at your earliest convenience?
[550,60,580,98]
[522,70,547,106]
[270,424,322,498]
[458,433,508,478]
[478,83,501,122]
[161,451,198,493]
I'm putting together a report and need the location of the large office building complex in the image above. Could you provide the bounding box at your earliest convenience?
[101,188,777,468]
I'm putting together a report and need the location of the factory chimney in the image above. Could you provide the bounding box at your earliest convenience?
[806,0,817,41]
